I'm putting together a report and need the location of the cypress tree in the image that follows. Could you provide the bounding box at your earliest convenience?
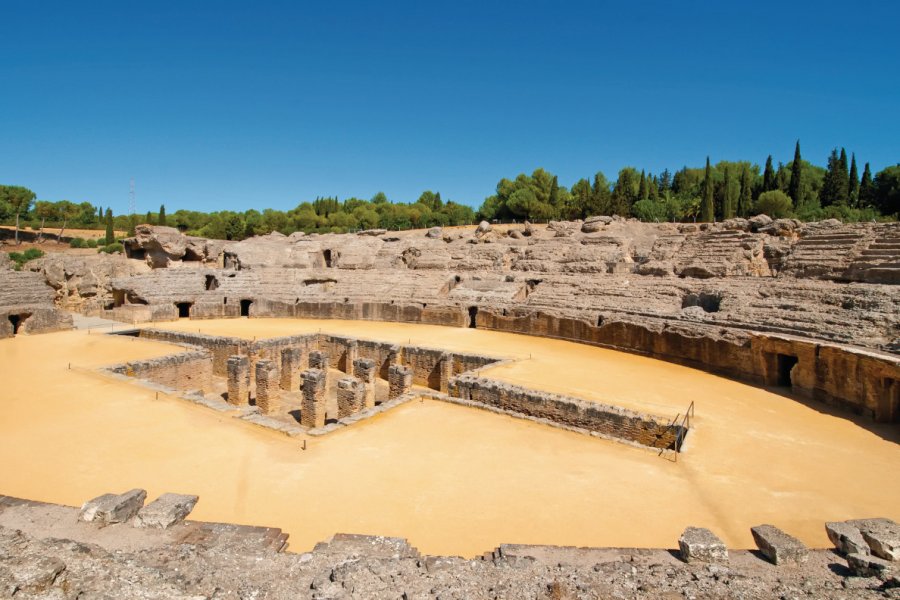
[820,149,840,207]
[159,204,167,226]
[789,140,802,205]
[98,205,103,222]
[638,170,648,201]
[145,210,153,225]
[762,155,776,193]
[859,163,875,208]
[738,164,752,217]
[837,148,849,205]
[700,157,715,222]
[104,209,114,245]
[723,166,737,219]
[549,176,560,212]
[848,154,859,207]
[648,175,659,200]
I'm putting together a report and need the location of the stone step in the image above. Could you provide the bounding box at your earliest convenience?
[869,242,900,250]
[859,249,900,257]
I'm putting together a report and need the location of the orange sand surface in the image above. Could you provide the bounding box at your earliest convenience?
[1,318,898,556]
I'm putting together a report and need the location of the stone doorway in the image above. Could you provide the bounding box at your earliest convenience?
[240,299,253,317]
[776,354,798,387]
[176,302,192,319]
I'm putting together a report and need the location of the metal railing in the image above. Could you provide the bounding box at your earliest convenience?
[659,400,695,462]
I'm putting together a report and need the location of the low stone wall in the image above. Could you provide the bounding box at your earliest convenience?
[0,307,73,338]
[108,350,213,393]
[139,329,247,376]
[449,375,680,450]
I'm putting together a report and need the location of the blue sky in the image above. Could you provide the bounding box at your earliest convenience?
[2,0,898,213]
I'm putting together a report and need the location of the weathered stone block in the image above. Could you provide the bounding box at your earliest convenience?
[862,529,900,562]
[353,358,377,409]
[255,359,279,414]
[226,354,250,405]
[678,527,728,563]
[750,524,808,565]
[388,364,413,399]
[301,368,327,428]
[847,553,897,583]
[336,377,364,419]
[825,521,869,556]
[279,347,302,391]
[80,489,147,525]
[309,350,329,371]
[134,493,199,529]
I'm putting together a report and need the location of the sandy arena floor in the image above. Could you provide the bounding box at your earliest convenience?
[1,317,897,556]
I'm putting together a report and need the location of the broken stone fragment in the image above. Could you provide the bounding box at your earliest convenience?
[79,489,147,525]
[750,524,808,565]
[678,527,728,563]
[846,553,897,584]
[4,555,66,593]
[475,221,492,235]
[847,518,900,561]
[425,227,442,239]
[134,493,199,529]
[825,521,869,556]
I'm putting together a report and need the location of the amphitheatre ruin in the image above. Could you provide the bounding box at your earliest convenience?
[1,215,898,597]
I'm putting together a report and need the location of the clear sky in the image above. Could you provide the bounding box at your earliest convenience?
[2,0,898,214]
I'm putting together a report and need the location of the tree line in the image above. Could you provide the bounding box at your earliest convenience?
[477,143,898,223]
[2,143,897,243]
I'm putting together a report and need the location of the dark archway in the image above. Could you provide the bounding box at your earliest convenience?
[467,306,478,329]
[8,315,21,335]
[323,249,333,268]
[776,354,798,387]
[205,275,219,291]
[240,299,253,317]
[176,302,192,318]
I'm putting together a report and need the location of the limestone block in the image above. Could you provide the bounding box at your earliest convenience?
[226,355,250,405]
[476,221,492,235]
[353,358,377,409]
[80,489,147,525]
[847,553,897,583]
[255,359,279,414]
[3,555,66,593]
[280,347,302,391]
[750,524,808,565]
[426,227,442,239]
[309,350,329,371]
[134,493,199,529]
[825,521,869,556]
[301,369,327,428]
[862,529,900,562]
[388,364,413,399]
[678,527,728,563]
[336,377,364,418]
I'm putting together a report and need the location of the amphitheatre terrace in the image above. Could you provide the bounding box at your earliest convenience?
[1,215,899,596]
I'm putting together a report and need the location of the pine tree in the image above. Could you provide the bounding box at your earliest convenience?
[658,169,672,193]
[145,211,153,225]
[648,175,659,200]
[848,154,859,207]
[700,157,715,222]
[638,170,648,201]
[159,204,167,226]
[859,162,875,208]
[762,155,776,193]
[591,172,611,215]
[789,140,802,205]
[104,209,114,245]
[738,164,752,217]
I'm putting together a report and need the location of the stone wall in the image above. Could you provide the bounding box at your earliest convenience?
[449,375,680,450]
[109,350,213,393]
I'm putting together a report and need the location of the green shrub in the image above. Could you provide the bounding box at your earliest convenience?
[98,242,124,254]
[86,238,98,248]
[754,190,793,219]
[69,238,87,248]
[7,248,44,270]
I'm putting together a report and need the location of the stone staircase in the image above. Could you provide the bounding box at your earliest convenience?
[674,230,769,278]
[843,224,900,284]
[782,226,869,280]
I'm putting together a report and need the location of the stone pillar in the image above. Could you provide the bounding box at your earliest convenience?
[255,359,278,415]
[345,340,358,375]
[439,353,454,394]
[226,355,250,406]
[300,369,327,429]
[353,358,377,409]
[279,347,302,391]
[388,364,413,399]
[336,377,364,419]
[309,350,329,371]
[387,345,403,367]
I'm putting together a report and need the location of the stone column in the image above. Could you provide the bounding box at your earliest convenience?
[353,358,377,409]
[300,369,327,428]
[309,350,329,371]
[345,340,358,375]
[387,345,403,367]
[439,353,454,394]
[336,377,364,419]
[255,359,278,415]
[226,355,250,406]
[279,347,302,391]
[388,364,413,399]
